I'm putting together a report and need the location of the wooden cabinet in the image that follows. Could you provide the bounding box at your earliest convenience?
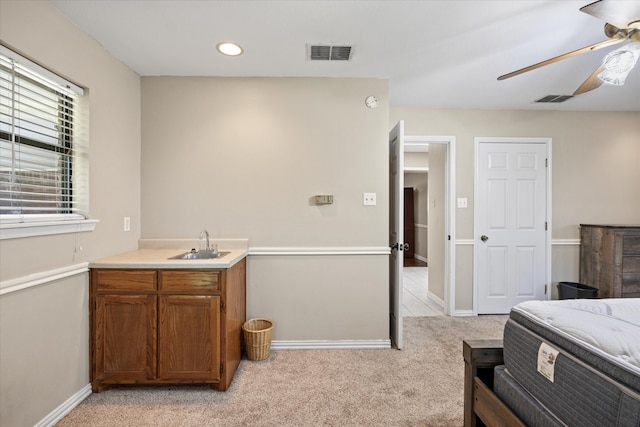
[90,258,246,392]
[579,225,640,298]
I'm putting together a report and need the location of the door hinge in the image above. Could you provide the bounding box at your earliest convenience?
[220,363,224,374]
[448,235,451,241]
[220,300,224,311]
[545,158,548,167]
[545,221,547,231]
[544,284,548,295]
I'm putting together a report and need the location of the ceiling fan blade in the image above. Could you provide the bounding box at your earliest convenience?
[497,38,625,80]
[580,0,640,30]
[573,64,606,95]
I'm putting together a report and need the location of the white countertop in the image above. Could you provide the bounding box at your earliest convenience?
[89,238,249,269]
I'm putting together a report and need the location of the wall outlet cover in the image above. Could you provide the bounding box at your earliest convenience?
[363,193,377,206]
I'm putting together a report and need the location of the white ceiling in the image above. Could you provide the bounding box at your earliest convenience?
[49,0,640,111]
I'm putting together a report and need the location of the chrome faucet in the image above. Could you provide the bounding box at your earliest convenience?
[199,229,211,252]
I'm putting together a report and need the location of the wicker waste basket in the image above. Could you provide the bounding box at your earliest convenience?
[242,318,273,361]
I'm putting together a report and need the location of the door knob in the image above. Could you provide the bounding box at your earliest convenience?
[480,235,489,242]
[390,243,410,251]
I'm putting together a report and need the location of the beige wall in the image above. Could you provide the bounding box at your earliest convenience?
[404,151,429,168]
[391,108,640,310]
[0,1,141,426]
[247,255,388,340]
[427,144,446,301]
[141,77,390,341]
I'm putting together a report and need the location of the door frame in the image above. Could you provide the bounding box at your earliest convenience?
[403,135,456,316]
[472,137,552,315]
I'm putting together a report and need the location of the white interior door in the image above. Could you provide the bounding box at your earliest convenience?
[389,121,404,349]
[475,139,549,314]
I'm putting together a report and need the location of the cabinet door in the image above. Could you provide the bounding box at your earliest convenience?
[158,295,221,381]
[94,294,157,382]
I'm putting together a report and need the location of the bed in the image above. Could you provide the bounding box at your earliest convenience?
[463,298,640,427]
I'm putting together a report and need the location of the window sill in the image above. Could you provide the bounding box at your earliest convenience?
[0,218,99,240]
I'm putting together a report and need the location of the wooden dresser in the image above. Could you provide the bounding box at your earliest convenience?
[579,224,640,298]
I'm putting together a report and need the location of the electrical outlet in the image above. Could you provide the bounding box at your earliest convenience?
[123,216,131,232]
[363,193,377,206]
[457,198,468,208]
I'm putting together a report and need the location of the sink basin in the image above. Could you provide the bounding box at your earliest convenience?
[169,251,230,260]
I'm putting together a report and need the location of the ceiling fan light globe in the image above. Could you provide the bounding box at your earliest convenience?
[598,42,640,85]
[598,68,629,85]
[603,50,636,73]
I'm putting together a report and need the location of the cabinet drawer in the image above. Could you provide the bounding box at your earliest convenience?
[94,270,157,292]
[622,275,640,298]
[623,256,640,274]
[159,270,221,292]
[623,235,640,255]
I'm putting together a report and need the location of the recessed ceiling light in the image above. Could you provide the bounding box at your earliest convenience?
[216,42,243,56]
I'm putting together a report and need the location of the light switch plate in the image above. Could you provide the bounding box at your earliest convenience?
[363,193,376,206]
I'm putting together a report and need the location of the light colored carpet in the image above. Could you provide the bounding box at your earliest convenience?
[57,315,507,426]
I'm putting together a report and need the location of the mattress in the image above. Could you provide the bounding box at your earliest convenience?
[500,298,640,427]
[494,365,565,427]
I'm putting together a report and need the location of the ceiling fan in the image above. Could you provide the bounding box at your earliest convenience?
[498,0,640,95]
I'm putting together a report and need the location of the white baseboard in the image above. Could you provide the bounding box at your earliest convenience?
[451,309,475,317]
[271,339,391,350]
[36,384,91,427]
[414,254,428,263]
[427,291,444,309]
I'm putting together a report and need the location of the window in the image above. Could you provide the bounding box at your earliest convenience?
[0,45,95,239]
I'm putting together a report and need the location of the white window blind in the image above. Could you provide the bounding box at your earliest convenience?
[0,45,87,219]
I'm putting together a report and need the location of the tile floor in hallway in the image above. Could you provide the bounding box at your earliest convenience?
[403,266,445,317]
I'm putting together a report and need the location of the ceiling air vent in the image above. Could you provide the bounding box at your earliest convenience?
[308,44,352,61]
[535,95,574,103]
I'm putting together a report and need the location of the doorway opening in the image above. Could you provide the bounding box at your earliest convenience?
[402,137,452,317]
[403,164,443,316]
